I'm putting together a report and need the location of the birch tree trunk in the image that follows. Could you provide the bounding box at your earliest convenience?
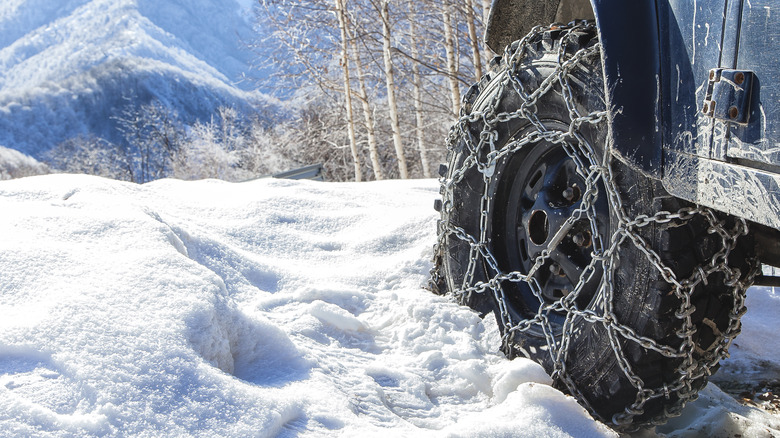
[409,15,431,178]
[465,0,483,82]
[347,27,384,180]
[380,0,408,179]
[335,0,363,182]
[442,3,461,117]
[481,0,492,73]
[482,0,491,27]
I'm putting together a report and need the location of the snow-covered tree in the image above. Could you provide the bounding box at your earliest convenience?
[114,99,186,183]
[1,146,50,180]
[253,0,487,180]
[46,135,131,181]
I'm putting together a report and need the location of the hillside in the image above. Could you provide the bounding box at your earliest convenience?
[0,0,271,159]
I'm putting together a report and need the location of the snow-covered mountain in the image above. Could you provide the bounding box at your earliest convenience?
[0,145,48,179]
[0,0,271,159]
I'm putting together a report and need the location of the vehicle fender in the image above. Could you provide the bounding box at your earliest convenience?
[486,0,663,177]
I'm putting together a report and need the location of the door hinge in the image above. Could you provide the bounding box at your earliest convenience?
[702,68,755,125]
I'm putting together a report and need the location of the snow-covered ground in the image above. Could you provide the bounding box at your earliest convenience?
[1,175,779,437]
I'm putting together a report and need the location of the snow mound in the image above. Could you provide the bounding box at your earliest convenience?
[1,175,778,436]
[0,175,615,436]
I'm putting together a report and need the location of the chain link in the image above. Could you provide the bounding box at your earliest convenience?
[430,22,759,429]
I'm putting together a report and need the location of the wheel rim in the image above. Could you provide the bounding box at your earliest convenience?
[492,128,609,332]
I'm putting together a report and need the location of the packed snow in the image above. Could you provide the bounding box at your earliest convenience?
[1,174,780,437]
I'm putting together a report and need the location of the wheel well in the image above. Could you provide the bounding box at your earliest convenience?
[554,0,595,24]
[485,1,665,176]
[752,221,780,267]
[485,0,594,54]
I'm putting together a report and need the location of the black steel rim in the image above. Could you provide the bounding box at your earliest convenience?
[491,127,609,333]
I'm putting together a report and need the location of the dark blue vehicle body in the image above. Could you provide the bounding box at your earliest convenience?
[486,0,780,264]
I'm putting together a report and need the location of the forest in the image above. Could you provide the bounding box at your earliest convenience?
[32,0,492,183]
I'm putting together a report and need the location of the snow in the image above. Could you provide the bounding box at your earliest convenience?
[0,146,48,180]
[728,286,780,365]
[0,174,779,436]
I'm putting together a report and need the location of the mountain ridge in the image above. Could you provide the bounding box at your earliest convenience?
[0,0,271,159]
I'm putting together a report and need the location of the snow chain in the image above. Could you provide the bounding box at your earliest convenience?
[430,22,759,429]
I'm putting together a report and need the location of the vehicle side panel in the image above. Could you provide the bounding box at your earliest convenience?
[662,0,780,230]
[727,0,780,170]
[657,0,727,160]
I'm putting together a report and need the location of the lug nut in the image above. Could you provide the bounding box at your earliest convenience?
[562,185,580,202]
[572,232,591,247]
[562,187,575,201]
[549,263,565,277]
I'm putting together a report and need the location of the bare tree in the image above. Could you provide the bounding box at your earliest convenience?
[347,20,384,180]
[46,135,130,180]
[408,11,431,178]
[252,0,491,180]
[442,3,462,117]
[335,0,364,182]
[464,0,483,81]
[380,0,408,179]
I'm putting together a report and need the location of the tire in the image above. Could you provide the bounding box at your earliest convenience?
[431,21,759,430]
